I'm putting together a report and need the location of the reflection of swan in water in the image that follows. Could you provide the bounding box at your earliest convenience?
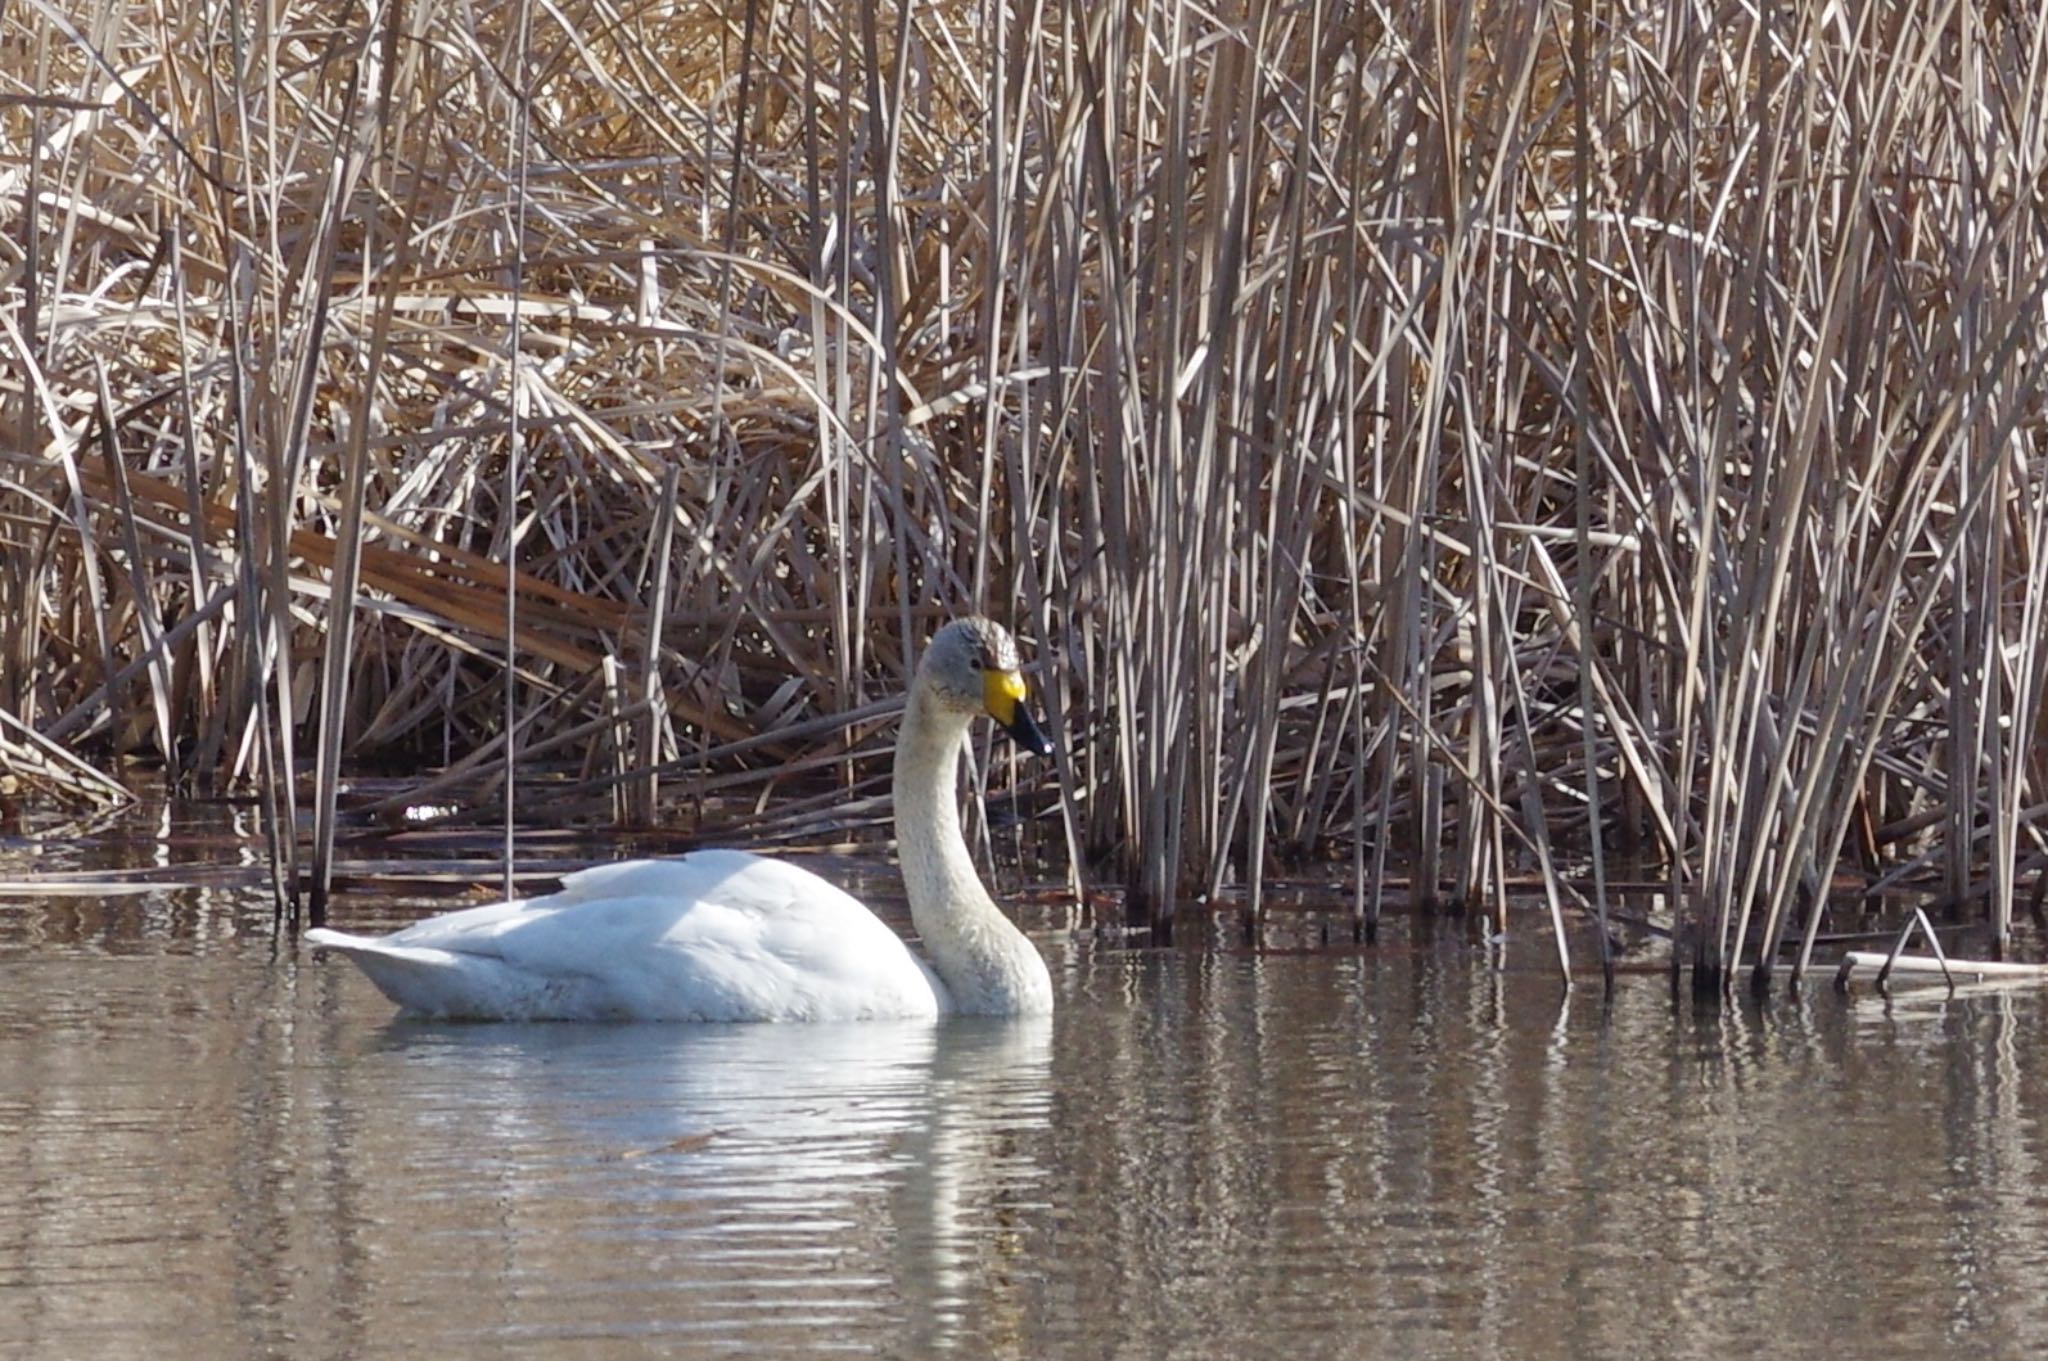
[337,1014,1054,1345]
[893,1015,1055,1351]
[371,1019,946,1168]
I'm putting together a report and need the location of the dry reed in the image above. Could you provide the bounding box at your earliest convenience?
[3,0,2045,980]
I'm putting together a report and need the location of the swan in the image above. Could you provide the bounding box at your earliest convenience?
[305,617,1057,1021]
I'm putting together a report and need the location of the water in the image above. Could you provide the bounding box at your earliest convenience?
[5,835,2048,1358]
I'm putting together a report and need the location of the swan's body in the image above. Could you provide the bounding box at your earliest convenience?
[306,852,949,1021]
[306,618,1056,1021]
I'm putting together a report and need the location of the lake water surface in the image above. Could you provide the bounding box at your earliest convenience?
[5,830,2048,1359]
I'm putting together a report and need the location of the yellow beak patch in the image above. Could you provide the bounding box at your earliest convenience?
[983,669,1027,724]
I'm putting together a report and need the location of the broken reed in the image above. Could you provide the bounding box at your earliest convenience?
[3,0,2046,981]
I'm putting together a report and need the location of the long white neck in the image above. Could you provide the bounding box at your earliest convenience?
[893,687,1053,1015]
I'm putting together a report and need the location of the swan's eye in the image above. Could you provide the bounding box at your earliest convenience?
[968,655,984,671]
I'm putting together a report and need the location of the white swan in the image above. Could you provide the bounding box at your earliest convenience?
[305,618,1057,1021]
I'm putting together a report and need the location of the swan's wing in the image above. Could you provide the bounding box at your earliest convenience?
[358,852,752,950]
[547,849,783,905]
[325,850,944,1021]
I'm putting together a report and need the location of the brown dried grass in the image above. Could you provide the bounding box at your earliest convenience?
[3,0,2046,979]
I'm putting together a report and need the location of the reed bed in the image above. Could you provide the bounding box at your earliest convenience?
[3,0,2046,983]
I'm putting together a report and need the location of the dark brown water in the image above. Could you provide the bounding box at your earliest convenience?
[5,820,2048,1358]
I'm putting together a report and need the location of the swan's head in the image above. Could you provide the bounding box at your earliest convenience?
[919,617,1055,756]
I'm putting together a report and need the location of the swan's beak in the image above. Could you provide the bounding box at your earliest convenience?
[985,669,1056,756]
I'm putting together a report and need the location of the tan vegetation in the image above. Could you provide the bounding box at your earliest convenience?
[3,0,2046,985]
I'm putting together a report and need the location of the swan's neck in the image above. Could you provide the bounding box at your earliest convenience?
[893,688,1052,1015]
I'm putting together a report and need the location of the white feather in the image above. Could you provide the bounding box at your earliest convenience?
[306,850,945,1022]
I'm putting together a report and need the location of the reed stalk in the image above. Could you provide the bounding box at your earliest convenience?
[3,0,2045,980]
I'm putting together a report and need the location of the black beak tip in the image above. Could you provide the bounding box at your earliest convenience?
[1003,707,1056,757]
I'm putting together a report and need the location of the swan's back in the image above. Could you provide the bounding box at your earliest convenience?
[306,850,947,1022]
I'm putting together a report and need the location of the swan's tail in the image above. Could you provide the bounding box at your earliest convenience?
[304,928,548,1019]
